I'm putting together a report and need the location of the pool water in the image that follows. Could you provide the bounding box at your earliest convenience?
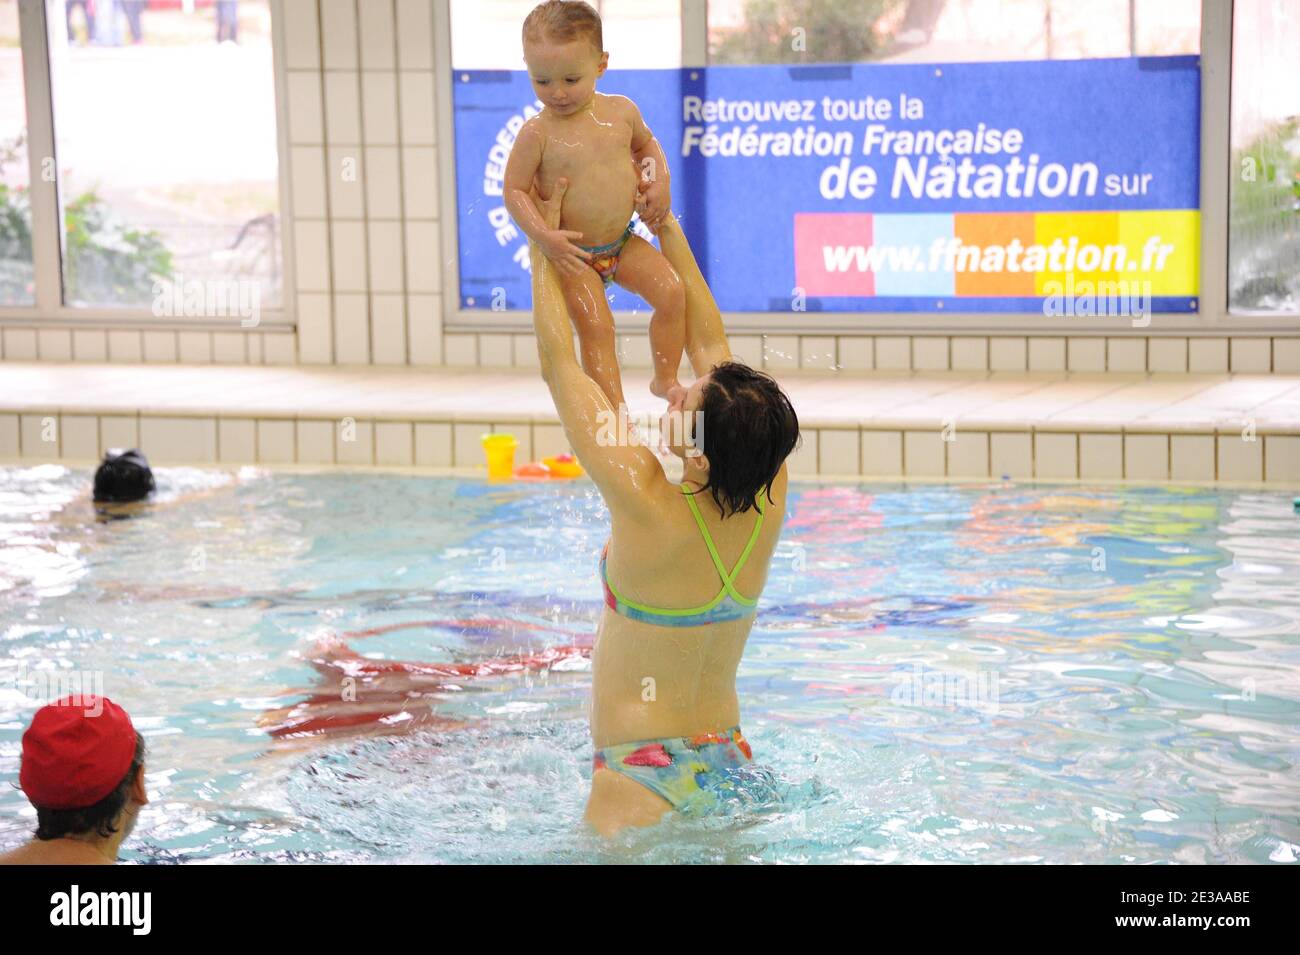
[1,465,1298,864]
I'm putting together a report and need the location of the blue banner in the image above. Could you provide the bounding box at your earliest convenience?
[453,56,1200,314]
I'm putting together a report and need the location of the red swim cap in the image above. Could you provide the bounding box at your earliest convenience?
[19,696,138,810]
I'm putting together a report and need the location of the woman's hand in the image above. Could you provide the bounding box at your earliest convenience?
[633,172,676,236]
[529,179,590,279]
[633,169,659,234]
[638,177,671,231]
[538,228,592,279]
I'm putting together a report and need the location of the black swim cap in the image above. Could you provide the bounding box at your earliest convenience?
[93,449,156,503]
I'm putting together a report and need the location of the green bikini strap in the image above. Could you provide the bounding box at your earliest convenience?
[681,484,766,603]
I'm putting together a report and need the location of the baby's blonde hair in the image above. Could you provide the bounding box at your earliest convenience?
[522,0,603,53]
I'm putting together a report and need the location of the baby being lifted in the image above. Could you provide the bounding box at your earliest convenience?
[504,0,686,410]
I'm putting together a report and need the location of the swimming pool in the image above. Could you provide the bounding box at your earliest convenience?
[1,465,1297,864]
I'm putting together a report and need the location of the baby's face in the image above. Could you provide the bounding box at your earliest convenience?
[523,35,606,116]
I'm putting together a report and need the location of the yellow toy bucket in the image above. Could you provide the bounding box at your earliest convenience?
[481,433,518,480]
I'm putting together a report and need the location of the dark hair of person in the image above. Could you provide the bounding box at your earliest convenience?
[33,732,146,841]
[93,449,155,503]
[688,361,799,518]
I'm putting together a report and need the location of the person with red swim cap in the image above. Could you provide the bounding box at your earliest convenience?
[0,696,148,865]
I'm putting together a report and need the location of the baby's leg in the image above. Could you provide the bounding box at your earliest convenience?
[557,265,626,409]
[613,236,686,401]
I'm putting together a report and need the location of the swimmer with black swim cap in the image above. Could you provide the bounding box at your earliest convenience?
[93,449,155,505]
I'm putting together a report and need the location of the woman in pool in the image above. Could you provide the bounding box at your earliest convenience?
[529,178,800,836]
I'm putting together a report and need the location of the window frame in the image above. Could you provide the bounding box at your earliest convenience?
[0,0,295,331]
[438,0,1298,335]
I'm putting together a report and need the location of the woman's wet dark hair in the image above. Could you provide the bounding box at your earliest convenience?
[93,449,155,503]
[689,361,799,517]
[33,732,146,841]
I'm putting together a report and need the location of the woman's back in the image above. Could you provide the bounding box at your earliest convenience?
[591,463,789,746]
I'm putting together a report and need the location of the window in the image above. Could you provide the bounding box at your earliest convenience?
[48,0,282,310]
[0,0,33,305]
[1228,0,1300,314]
[0,0,284,321]
[707,0,1199,65]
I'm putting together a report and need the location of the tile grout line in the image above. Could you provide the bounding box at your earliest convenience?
[1044,373,1177,425]
[316,0,337,365]
[352,0,374,365]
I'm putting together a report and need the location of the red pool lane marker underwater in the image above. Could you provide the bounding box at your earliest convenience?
[316,640,591,680]
[341,616,584,641]
[260,618,593,739]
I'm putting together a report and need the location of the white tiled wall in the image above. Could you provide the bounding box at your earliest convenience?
[990,432,1032,478]
[18,326,1300,378]
[285,0,443,366]
[602,334,1300,377]
[2,407,1298,484]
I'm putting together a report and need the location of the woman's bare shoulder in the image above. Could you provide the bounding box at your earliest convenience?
[771,459,790,495]
[608,471,691,535]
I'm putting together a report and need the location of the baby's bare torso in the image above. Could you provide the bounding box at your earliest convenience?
[532,94,640,248]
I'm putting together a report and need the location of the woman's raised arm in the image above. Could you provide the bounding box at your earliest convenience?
[528,180,664,513]
[651,213,733,378]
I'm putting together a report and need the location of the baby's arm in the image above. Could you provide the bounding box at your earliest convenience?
[504,120,590,277]
[627,100,671,228]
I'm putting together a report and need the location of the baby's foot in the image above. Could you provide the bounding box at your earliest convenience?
[650,376,684,402]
